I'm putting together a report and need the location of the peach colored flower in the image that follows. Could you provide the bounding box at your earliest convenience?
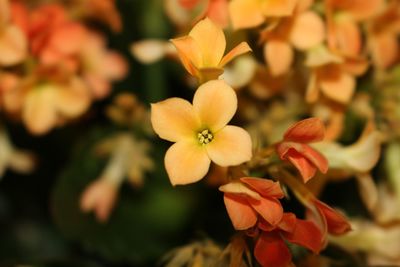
[367,2,400,69]
[261,0,325,76]
[229,0,297,30]
[276,118,328,183]
[219,177,284,230]
[254,213,323,267]
[325,0,384,58]
[2,75,90,135]
[151,80,252,185]
[171,18,251,83]
[305,45,368,104]
[0,0,27,66]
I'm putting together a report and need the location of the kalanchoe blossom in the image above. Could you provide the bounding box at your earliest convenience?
[325,0,384,58]
[305,45,369,104]
[367,2,400,69]
[254,213,323,267]
[229,0,297,30]
[81,134,154,222]
[219,177,284,230]
[171,18,251,83]
[151,80,252,185]
[2,75,90,135]
[261,0,325,76]
[276,118,328,183]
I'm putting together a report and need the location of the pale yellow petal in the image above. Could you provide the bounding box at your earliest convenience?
[55,77,90,117]
[229,0,264,30]
[206,125,252,166]
[219,42,252,67]
[264,40,293,76]
[193,80,237,132]
[189,18,226,67]
[290,11,325,50]
[219,181,261,200]
[23,85,57,135]
[171,36,202,75]
[151,98,200,142]
[165,141,211,185]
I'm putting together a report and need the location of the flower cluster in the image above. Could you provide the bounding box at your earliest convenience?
[0,0,127,135]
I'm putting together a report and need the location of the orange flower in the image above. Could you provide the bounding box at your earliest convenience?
[367,2,400,69]
[261,0,325,76]
[325,0,384,58]
[229,0,297,30]
[171,18,251,83]
[276,118,328,183]
[219,177,284,230]
[0,0,27,66]
[28,4,86,73]
[305,45,368,104]
[254,213,323,267]
[151,80,252,185]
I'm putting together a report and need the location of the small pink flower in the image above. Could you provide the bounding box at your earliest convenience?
[276,118,328,182]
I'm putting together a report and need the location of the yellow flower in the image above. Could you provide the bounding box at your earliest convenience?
[151,80,252,185]
[170,18,251,83]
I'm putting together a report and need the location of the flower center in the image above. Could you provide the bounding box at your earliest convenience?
[197,129,213,145]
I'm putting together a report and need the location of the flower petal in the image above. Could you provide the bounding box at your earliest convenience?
[193,80,237,132]
[286,148,318,182]
[206,125,252,166]
[264,40,293,76]
[229,0,264,30]
[283,117,325,143]
[189,17,226,67]
[249,197,283,226]
[170,36,202,75]
[23,85,57,135]
[314,200,351,235]
[219,181,261,200]
[319,67,356,104]
[301,144,329,174]
[330,18,361,57]
[0,25,27,66]
[261,0,297,17]
[282,218,323,253]
[220,42,252,67]
[165,141,211,185]
[151,98,200,142]
[254,232,292,267]
[55,78,90,117]
[369,33,398,70]
[223,193,258,230]
[290,11,325,50]
[240,177,284,198]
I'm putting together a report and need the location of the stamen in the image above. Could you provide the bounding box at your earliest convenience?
[197,129,213,145]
